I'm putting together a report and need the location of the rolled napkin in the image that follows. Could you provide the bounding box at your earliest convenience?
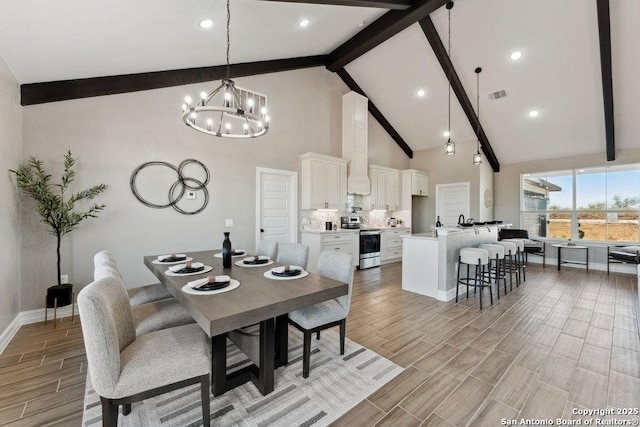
[190,275,231,291]
[158,253,187,262]
[231,249,245,256]
[169,262,204,274]
[243,255,270,265]
[271,265,302,277]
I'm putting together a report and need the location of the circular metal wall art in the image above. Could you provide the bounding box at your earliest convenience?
[130,159,210,215]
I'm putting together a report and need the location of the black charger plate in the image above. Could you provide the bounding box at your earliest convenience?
[244,259,269,265]
[272,269,302,277]
[174,266,205,274]
[192,281,230,291]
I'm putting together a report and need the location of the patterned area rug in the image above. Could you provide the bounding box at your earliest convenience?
[82,327,402,426]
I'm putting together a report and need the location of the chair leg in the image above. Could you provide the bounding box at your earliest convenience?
[200,374,210,426]
[303,331,311,378]
[316,331,320,340]
[456,256,461,303]
[339,319,346,355]
[476,263,483,310]
[123,403,131,415]
[101,397,118,427]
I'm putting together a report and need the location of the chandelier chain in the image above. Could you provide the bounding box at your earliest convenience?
[226,0,231,80]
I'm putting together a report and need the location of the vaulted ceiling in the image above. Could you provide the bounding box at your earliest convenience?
[1,0,638,169]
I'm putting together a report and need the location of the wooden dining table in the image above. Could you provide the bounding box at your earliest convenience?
[143,249,347,396]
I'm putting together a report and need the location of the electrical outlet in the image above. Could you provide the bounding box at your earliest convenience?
[225,219,233,227]
[186,191,196,200]
[61,274,69,284]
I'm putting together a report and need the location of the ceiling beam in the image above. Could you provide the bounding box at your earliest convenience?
[326,0,448,71]
[596,0,615,161]
[337,69,413,158]
[419,17,500,172]
[20,55,327,105]
[257,0,412,10]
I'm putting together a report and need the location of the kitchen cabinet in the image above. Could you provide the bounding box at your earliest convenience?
[301,231,359,273]
[342,91,370,195]
[401,169,429,197]
[300,153,347,210]
[381,228,410,262]
[363,165,401,211]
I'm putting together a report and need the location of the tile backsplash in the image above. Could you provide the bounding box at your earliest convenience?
[300,195,403,230]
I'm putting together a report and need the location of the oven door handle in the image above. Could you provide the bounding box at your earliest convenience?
[360,231,382,235]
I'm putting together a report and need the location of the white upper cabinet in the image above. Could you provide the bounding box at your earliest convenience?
[300,153,347,210]
[403,169,429,196]
[363,165,401,211]
[342,92,371,195]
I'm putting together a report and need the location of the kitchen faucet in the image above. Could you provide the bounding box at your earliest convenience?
[458,214,465,224]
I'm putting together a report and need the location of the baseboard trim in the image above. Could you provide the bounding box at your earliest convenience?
[0,304,79,355]
[437,288,457,302]
[0,315,21,354]
[20,304,78,325]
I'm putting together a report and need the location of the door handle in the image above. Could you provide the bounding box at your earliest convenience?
[260,229,264,233]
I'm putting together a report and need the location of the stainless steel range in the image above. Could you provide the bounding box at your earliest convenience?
[340,216,381,269]
[359,229,381,269]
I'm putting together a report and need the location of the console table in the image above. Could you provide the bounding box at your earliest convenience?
[552,244,589,273]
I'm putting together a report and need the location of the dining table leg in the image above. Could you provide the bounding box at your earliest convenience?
[275,314,289,367]
[211,333,228,396]
[256,318,275,395]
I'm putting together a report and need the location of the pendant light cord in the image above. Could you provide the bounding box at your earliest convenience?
[447,4,452,137]
[226,0,231,80]
[476,68,480,153]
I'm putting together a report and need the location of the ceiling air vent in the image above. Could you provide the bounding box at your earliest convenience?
[488,89,507,100]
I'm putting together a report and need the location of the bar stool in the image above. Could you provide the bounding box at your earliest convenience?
[494,241,519,290]
[503,238,526,282]
[478,243,507,299]
[456,248,492,309]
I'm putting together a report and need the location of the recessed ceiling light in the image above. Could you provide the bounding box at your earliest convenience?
[358,21,366,28]
[199,19,213,29]
[299,19,310,28]
[528,110,539,118]
[443,131,450,137]
[417,89,425,97]
[510,51,522,61]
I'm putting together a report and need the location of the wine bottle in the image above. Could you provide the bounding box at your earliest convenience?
[222,232,232,268]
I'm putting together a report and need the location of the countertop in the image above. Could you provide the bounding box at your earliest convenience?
[301,226,410,233]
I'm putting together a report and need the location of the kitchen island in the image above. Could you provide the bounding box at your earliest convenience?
[402,227,502,301]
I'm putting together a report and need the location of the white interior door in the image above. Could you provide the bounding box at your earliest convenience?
[256,168,298,247]
[436,182,470,226]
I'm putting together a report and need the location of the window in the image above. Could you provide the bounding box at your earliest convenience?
[521,164,640,242]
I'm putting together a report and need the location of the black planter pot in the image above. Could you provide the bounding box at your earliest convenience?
[46,284,73,308]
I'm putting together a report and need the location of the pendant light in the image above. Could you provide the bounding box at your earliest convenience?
[181,0,270,138]
[444,1,455,156]
[472,67,483,165]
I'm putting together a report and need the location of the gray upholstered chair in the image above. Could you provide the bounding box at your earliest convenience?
[277,243,309,270]
[288,250,354,378]
[93,252,195,336]
[78,275,210,427]
[256,240,279,260]
[94,250,172,306]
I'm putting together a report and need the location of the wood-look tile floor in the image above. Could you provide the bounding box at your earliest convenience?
[1,264,638,426]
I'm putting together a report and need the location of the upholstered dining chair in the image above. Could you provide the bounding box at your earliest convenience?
[277,243,310,270]
[93,252,195,336]
[94,250,172,306]
[256,240,279,260]
[78,275,211,427]
[288,250,354,378]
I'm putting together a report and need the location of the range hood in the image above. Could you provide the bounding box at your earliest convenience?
[342,91,371,195]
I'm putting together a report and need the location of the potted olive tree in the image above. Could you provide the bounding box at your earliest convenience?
[10,150,108,308]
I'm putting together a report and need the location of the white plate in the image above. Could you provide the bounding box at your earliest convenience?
[165,265,213,276]
[181,279,239,295]
[235,259,274,268]
[152,256,193,265]
[214,250,247,258]
[263,268,309,281]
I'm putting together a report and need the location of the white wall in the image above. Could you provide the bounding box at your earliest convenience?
[409,139,490,233]
[19,67,407,311]
[0,56,22,332]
